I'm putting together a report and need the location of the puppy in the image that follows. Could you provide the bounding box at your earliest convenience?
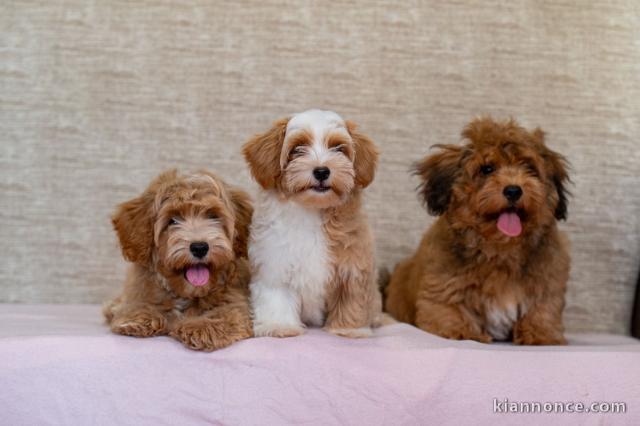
[385,117,570,345]
[243,109,382,338]
[103,169,254,351]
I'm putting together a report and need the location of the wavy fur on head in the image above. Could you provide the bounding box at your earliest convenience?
[104,169,254,351]
[243,109,386,338]
[243,111,378,208]
[385,117,571,345]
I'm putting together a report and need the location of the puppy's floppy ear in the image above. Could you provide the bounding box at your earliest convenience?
[346,120,379,188]
[112,189,156,265]
[228,187,253,258]
[414,145,465,215]
[534,129,570,220]
[112,170,175,264]
[242,118,289,189]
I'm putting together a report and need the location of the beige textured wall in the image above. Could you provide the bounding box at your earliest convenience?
[1,0,639,334]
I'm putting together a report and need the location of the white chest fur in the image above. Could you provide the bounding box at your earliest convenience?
[485,302,525,341]
[249,191,331,328]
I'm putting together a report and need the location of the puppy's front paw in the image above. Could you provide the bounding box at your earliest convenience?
[253,322,305,338]
[513,330,566,346]
[513,317,566,345]
[111,312,167,337]
[446,330,492,343]
[325,326,372,338]
[171,318,231,351]
[418,321,492,343]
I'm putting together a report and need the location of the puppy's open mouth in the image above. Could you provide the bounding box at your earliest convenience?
[310,184,331,193]
[496,208,525,238]
[183,264,210,287]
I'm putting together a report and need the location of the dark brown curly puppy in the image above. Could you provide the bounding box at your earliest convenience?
[104,169,254,351]
[385,117,570,345]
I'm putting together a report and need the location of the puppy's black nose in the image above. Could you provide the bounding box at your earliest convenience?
[190,242,209,258]
[313,167,331,182]
[503,185,523,202]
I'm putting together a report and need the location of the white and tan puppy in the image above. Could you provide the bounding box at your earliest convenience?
[243,109,382,338]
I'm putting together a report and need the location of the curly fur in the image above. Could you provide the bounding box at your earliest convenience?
[243,109,384,338]
[385,117,571,345]
[104,169,254,351]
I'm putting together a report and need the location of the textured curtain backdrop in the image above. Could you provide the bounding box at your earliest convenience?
[1,0,639,333]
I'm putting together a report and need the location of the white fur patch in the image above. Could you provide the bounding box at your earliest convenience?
[249,191,331,336]
[485,303,521,341]
[286,109,346,139]
[283,109,351,167]
[174,298,191,312]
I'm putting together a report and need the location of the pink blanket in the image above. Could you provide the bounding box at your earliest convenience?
[1,304,638,425]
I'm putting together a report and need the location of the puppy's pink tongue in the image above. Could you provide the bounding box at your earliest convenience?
[497,212,522,237]
[185,265,209,287]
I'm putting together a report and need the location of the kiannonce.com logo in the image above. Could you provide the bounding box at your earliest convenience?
[493,398,627,414]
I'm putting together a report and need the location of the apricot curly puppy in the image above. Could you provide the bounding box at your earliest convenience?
[385,117,571,345]
[104,170,254,351]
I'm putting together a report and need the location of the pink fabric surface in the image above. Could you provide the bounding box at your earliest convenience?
[0,304,638,425]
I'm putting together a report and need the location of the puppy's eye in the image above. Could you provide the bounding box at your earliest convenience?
[480,165,494,176]
[331,145,346,153]
[290,145,305,158]
[169,217,180,226]
[207,212,218,220]
[525,163,539,176]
